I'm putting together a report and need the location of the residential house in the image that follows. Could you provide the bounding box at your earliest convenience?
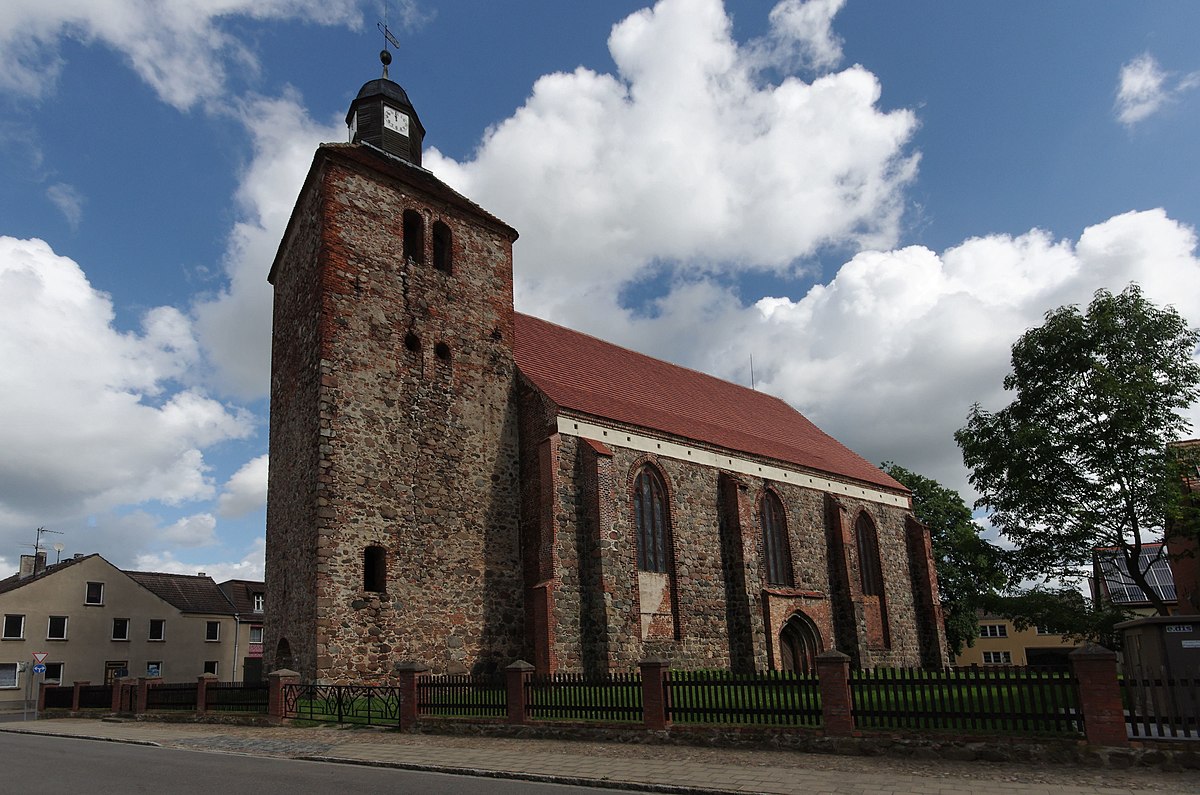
[955,615,1080,667]
[217,579,267,683]
[0,552,245,708]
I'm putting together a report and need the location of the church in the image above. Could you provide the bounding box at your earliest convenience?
[264,65,948,682]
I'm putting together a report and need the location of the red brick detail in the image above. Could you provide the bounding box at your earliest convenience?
[506,660,535,725]
[395,662,429,729]
[1071,645,1129,747]
[815,650,854,736]
[268,669,301,723]
[905,515,949,666]
[71,681,88,712]
[196,674,216,715]
[582,437,613,456]
[37,681,50,712]
[639,658,671,730]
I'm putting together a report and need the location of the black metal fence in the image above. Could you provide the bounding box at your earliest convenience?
[850,666,1080,735]
[526,671,641,723]
[418,673,505,718]
[206,682,270,713]
[145,682,198,711]
[77,684,113,709]
[1121,665,1200,739]
[284,683,403,726]
[669,669,821,727]
[42,685,74,709]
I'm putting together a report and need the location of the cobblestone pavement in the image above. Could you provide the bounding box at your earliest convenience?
[2,719,1195,795]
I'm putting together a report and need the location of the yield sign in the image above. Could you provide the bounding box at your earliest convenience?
[32,652,47,664]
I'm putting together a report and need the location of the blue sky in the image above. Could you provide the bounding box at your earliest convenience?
[1,0,1198,581]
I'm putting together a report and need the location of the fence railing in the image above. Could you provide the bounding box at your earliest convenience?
[526,671,642,723]
[284,683,403,726]
[206,682,270,713]
[145,682,198,711]
[418,673,505,718]
[669,669,821,727]
[850,665,1080,736]
[77,684,113,709]
[1121,666,1199,740]
[42,685,74,709]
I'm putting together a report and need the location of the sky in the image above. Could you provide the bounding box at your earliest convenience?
[1,0,1198,582]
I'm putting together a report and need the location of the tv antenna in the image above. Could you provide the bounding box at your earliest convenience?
[377,2,401,79]
[27,526,63,555]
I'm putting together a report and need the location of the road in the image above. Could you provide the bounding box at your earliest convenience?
[0,732,642,795]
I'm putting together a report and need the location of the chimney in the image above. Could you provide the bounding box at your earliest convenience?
[35,550,47,575]
[18,554,34,579]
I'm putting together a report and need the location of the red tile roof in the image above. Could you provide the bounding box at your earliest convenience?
[514,313,904,492]
[125,571,236,615]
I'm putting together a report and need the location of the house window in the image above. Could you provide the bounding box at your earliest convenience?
[203,661,219,676]
[44,662,63,684]
[980,624,1008,638]
[432,220,452,273]
[148,619,165,641]
[760,490,793,586]
[1036,626,1059,635]
[249,626,264,644]
[364,546,386,593]
[205,621,220,642]
[111,618,130,641]
[85,582,104,605]
[47,616,68,640]
[633,465,671,573]
[252,593,264,613]
[982,650,1012,665]
[0,663,18,688]
[2,614,24,639]
[402,209,424,263]
[146,662,162,678]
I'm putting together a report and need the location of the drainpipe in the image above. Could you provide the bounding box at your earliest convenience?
[231,612,240,682]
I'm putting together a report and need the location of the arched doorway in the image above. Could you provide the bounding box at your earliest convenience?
[275,637,293,671]
[778,613,823,676]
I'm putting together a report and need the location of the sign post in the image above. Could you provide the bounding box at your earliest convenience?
[26,653,47,720]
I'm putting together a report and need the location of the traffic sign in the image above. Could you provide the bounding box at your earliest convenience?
[32,652,47,664]
[32,664,46,675]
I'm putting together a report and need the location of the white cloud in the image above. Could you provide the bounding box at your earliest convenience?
[0,236,254,536]
[191,93,343,398]
[218,455,269,518]
[0,0,363,110]
[750,0,847,73]
[427,0,918,319]
[642,209,1200,499]
[160,513,218,548]
[1115,53,1200,126]
[133,537,265,582]
[45,182,84,230]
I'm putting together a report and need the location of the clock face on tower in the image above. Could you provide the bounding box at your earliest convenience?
[383,105,409,137]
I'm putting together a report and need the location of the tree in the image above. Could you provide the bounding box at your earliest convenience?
[955,284,1200,615]
[983,587,1133,650]
[881,463,1007,656]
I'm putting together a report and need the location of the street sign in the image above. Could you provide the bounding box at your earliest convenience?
[32,664,45,675]
[32,652,47,664]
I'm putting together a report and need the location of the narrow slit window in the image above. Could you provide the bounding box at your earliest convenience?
[432,220,452,273]
[761,491,793,586]
[364,545,387,593]
[402,209,424,264]
[634,466,671,573]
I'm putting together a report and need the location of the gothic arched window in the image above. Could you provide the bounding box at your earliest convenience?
[402,209,424,264]
[761,490,793,586]
[432,220,452,273]
[633,466,670,573]
[855,512,884,596]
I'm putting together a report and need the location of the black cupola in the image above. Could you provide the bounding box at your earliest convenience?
[346,67,426,166]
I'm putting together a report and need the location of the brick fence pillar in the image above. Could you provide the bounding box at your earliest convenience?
[72,681,88,712]
[816,649,855,736]
[37,681,51,713]
[640,657,671,730]
[112,677,128,713]
[1070,644,1128,747]
[136,677,163,715]
[196,673,217,715]
[506,660,535,725]
[395,662,429,730]
[267,668,300,724]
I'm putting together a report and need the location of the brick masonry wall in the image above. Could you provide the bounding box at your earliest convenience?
[543,426,932,671]
[265,163,326,678]
[268,147,525,681]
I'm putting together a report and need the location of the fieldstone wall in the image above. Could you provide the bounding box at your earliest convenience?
[268,146,525,681]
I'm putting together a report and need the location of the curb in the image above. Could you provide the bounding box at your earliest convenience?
[0,726,162,748]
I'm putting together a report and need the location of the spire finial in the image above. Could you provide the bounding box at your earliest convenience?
[377,4,400,80]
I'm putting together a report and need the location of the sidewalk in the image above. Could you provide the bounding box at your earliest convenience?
[2,718,1194,795]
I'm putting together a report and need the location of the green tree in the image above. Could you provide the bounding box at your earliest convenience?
[881,463,1006,656]
[955,284,1200,615]
[982,587,1133,650]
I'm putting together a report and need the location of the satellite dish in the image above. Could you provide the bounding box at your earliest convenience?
[53,543,64,552]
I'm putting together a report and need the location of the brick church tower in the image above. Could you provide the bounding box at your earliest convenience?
[264,65,524,680]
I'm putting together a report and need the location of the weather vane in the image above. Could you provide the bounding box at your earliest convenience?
[377,1,401,79]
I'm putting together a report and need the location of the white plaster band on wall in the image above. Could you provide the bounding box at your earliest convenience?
[556,416,908,509]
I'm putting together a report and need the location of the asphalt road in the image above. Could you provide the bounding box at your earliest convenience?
[0,731,642,794]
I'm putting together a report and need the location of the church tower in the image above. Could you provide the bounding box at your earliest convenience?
[264,57,524,680]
